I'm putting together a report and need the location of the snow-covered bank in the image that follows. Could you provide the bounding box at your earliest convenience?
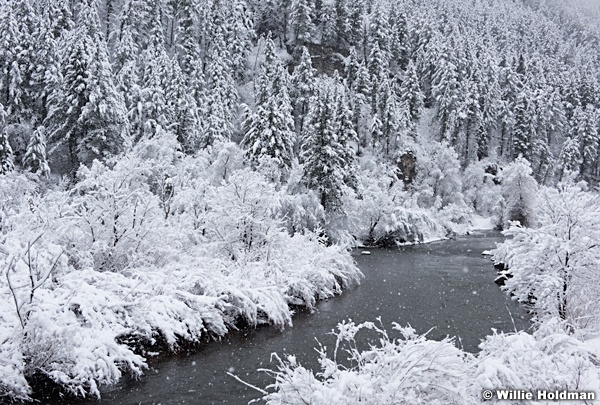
[0,138,363,401]
[260,180,600,404]
[260,319,600,405]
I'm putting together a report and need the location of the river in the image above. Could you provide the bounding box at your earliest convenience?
[51,230,530,404]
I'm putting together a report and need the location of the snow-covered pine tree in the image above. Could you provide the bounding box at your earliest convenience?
[367,42,388,108]
[512,89,535,161]
[118,0,152,51]
[351,62,371,104]
[253,0,286,40]
[575,105,599,182]
[0,1,25,120]
[134,1,174,140]
[35,0,73,40]
[398,60,424,127]
[0,126,14,175]
[302,85,354,212]
[168,60,201,153]
[333,86,358,189]
[334,0,352,44]
[45,0,127,168]
[389,6,409,70]
[367,0,391,56]
[500,156,538,228]
[114,23,141,130]
[290,46,316,133]
[290,0,315,46]
[200,30,238,147]
[224,0,255,80]
[78,38,128,163]
[431,44,460,143]
[242,36,295,172]
[344,47,361,89]
[321,2,338,47]
[176,0,203,93]
[373,78,399,155]
[497,57,519,158]
[558,136,581,180]
[28,7,60,124]
[23,125,50,177]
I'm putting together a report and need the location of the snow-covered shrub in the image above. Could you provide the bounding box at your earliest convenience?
[462,160,501,218]
[205,141,245,185]
[279,162,325,235]
[349,158,445,246]
[201,168,282,262]
[261,320,600,405]
[0,138,363,399]
[262,320,474,405]
[435,202,474,235]
[0,287,30,401]
[0,172,37,233]
[412,141,466,209]
[492,180,600,334]
[68,162,166,272]
[472,320,600,396]
[498,156,538,229]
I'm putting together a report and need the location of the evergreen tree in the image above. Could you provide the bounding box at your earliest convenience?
[367,0,391,55]
[0,126,13,175]
[390,7,409,70]
[398,60,424,125]
[168,60,201,152]
[225,0,255,80]
[254,0,287,40]
[333,88,358,189]
[367,42,388,104]
[334,0,351,44]
[558,137,582,179]
[320,2,338,47]
[35,0,73,39]
[290,0,315,45]
[373,79,399,155]
[512,89,535,161]
[44,0,126,168]
[576,105,599,181]
[114,24,141,129]
[302,85,355,212]
[0,1,25,119]
[351,62,371,104]
[431,45,460,142]
[176,0,203,89]
[290,47,316,133]
[201,31,238,147]
[28,9,60,123]
[242,39,295,171]
[497,58,521,158]
[344,47,361,89]
[23,125,50,177]
[133,1,174,140]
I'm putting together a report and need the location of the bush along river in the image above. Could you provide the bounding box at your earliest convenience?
[45,230,530,404]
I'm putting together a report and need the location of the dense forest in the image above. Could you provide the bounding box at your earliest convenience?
[0,0,599,402]
[1,0,599,183]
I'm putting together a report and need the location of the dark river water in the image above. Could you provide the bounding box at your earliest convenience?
[57,230,530,405]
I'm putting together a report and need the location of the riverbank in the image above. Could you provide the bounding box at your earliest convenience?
[260,187,600,404]
[0,138,485,402]
[47,231,529,404]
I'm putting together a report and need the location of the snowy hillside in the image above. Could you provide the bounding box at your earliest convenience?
[0,0,599,401]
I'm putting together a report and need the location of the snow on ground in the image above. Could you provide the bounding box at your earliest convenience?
[0,140,364,400]
[469,215,496,230]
